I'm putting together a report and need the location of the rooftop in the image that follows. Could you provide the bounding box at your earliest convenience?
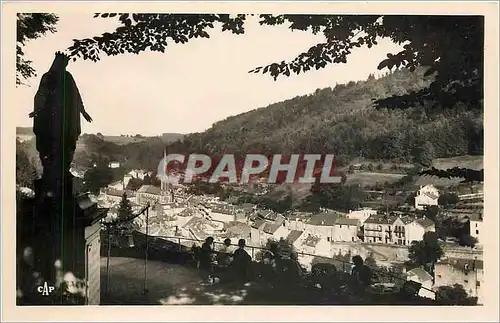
[307,213,339,226]
[365,214,399,225]
[138,185,162,195]
[302,234,322,247]
[414,218,435,228]
[468,213,483,222]
[335,217,359,226]
[286,230,304,244]
[407,267,433,283]
[262,222,281,235]
[251,218,266,229]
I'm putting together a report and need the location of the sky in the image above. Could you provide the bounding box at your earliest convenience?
[15,13,402,136]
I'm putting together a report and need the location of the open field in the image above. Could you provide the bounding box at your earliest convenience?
[102,135,147,145]
[432,155,483,170]
[345,172,405,187]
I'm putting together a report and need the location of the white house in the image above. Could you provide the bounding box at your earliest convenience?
[298,234,331,257]
[108,161,121,169]
[406,267,435,299]
[333,217,360,242]
[250,218,267,245]
[305,213,338,242]
[415,184,440,210]
[123,174,134,190]
[286,230,306,250]
[469,213,483,243]
[128,169,148,180]
[406,217,436,245]
[286,213,310,231]
[434,257,483,305]
[108,180,125,191]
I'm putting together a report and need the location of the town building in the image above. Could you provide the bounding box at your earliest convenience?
[286,230,306,250]
[286,212,312,232]
[297,234,331,257]
[249,211,288,246]
[305,212,360,242]
[363,214,417,245]
[98,188,136,207]
[405,217,436,245]
[136,184,171,206]
[434,257,483,304]
[108,161,121,169]
[334,217,360,242]
[406,267,435,299]
[415,184,440,210]
[127,169,149,180]
[108,180,125,191]
[468,213,483,244]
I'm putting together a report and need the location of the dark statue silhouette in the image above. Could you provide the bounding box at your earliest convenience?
[29,51,92,194]
[19,52,95,298]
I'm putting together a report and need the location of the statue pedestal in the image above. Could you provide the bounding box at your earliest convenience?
[18,175,107,305]
[84,221,101,305]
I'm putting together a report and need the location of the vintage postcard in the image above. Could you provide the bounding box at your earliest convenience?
[1,1,499,322]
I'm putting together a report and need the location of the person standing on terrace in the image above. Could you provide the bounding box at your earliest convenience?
[231,239,252,282]
[217,238,233,269]
[198,237,215,283]
[350,255,378,292]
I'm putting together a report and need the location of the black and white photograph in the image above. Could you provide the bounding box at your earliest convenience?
[2,1,499,321]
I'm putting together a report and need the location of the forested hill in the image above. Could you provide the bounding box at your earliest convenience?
[166,67,483,161]
[75,67,483,171]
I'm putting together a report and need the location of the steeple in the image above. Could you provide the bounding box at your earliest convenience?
[160,148,172,202]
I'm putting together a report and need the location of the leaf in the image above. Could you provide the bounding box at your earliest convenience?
[109,13,117,18]
[101,13,109,18]
[377,59,390,70]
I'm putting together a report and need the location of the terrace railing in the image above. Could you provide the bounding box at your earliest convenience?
[101,229,437,302]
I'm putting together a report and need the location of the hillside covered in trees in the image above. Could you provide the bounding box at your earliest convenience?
[109,67,482,170]
[20,67,483,175]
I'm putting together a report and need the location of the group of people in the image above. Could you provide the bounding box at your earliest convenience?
[194,237,253,285]
[192,236,380,293]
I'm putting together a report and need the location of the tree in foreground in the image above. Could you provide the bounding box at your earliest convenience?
[67,14,483,112]
[407,231,444,274]
[435,284,478,305]
[17,13,59,85]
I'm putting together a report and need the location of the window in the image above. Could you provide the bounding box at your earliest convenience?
[340,225,342,229]
[437,274,442,278]
[464,280,469,283]
[476,281,481,287]
[327,237,330,242]
[476,230,479,235]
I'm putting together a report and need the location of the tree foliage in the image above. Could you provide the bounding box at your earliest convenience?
[68,14,483,112]
[82,163,114,194]
[17,13,59,85]
[435,284,478,305]
[16,140,37,188]
[407,231,444,269]
[438,192,460,206]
